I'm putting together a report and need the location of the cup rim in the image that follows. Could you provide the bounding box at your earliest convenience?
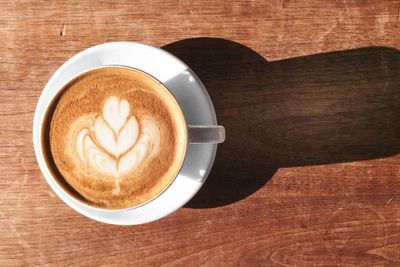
[39,64,190,212]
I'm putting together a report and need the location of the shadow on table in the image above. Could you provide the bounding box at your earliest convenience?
[162,38,400,209]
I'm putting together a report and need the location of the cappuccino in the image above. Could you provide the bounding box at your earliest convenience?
[47,67,187,209]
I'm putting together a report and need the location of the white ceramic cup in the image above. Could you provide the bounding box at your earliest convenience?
[33,42,225,225]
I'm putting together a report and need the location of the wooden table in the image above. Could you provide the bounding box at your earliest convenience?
[1,0,400,265]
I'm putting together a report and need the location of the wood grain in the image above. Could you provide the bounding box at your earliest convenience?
[1,0,400,266]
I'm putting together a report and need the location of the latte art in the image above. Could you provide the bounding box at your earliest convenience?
[73,96,161,194]
[49,67,187,209]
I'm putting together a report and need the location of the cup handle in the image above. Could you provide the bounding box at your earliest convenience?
[188,125,225,144]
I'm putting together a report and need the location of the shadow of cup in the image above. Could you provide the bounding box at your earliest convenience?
[162,38,400,209]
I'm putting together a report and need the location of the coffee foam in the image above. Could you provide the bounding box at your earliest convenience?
[73,97,161,194]
[49,67,186,209]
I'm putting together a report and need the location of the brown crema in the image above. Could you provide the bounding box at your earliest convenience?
[49,67,187,209]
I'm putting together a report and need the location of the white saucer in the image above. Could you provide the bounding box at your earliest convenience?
[33,42,218,225]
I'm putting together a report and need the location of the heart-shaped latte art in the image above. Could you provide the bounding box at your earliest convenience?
[74,96,160,194]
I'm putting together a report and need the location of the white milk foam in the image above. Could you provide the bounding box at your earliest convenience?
[74,96,160,194]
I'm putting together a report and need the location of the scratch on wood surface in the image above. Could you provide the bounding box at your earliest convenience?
[0,209,31,262]
[323,207,344,262]
[59,23,66,37]
[1,212,30,250]
[47,189,56,199]
[316,16,343,42]
[397,7,399,22]
[366,168,374,180]
[16,174,28,208]
[368,243,400,262]
[377,15,389,34]
[102,3,117,43]
[385,197,393,207]
[273,198,287,209]
[325,207,343,225]
[378,213,388,247]
[0,209,46,265]
[0,176,26,204]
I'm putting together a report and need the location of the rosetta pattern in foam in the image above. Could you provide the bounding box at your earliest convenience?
[73,96,161,194]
